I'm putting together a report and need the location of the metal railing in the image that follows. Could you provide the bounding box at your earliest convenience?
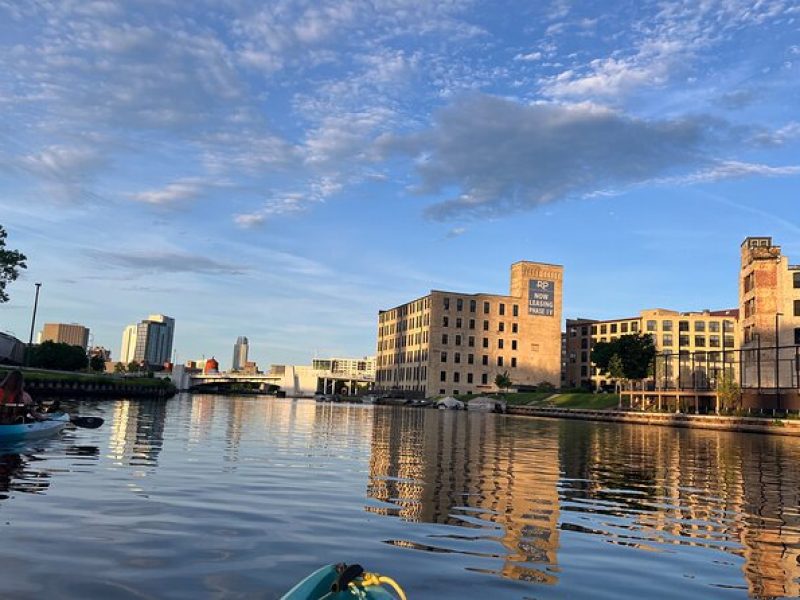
[646,345,800,392]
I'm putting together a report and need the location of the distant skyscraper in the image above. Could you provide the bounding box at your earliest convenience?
[121,314,175,367]
[232,336,249,371]
[40,323,90,349]
[120,324,138,364]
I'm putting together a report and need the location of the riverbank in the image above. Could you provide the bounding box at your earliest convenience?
[508,405,800,436]
[0,367,176,399]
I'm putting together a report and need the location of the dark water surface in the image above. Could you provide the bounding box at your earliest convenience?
[1,395,799,599]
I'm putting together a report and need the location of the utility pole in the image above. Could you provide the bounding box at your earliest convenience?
[25,282,42,367]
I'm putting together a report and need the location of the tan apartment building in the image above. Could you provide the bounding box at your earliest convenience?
[376,261,563,396]
[39,323,90,350]
[739,237,800,395]
[565,308,738,390]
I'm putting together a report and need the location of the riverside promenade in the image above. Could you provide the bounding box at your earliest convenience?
[508,405,800,437]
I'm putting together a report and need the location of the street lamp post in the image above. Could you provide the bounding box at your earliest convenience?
[25,282,42,367]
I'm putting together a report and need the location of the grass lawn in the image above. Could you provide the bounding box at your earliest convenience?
[549,393,620,410]
[0,368,172,387]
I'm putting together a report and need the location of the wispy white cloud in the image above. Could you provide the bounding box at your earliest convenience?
[129,178,215,205]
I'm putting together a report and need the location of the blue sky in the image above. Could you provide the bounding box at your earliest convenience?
[1,0,799,369]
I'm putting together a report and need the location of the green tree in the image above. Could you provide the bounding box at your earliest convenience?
[89,354,106,372]
[28,341,88,371]
[113,362,127,374]
[0,225,27,303]
[494,370,512,393]
[591,333,656,380]
[716,372,741,413]
[608,353,625,405]
[128,361,141,373]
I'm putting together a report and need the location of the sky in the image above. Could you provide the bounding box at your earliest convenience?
[1,0,799,369]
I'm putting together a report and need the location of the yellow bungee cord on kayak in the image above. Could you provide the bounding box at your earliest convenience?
[347,572,407,600]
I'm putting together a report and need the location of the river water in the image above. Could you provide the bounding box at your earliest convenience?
[1,395,799,599]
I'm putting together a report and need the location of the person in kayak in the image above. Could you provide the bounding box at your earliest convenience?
[0,371,44,423]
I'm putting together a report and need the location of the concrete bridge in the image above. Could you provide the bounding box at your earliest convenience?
[173,364,374,397]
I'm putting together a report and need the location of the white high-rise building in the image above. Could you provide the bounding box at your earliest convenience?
[232,336,249,371]
[120,324,138,364]
[121,314,175,367]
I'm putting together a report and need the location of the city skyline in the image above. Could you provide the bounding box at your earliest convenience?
[1,1,799,367]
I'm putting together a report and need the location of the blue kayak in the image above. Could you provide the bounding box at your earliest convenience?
[281,564,405,600]
[0,413,70,442]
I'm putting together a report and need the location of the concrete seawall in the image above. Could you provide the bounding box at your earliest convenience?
[507,405,800,437]
[24,378,176,399]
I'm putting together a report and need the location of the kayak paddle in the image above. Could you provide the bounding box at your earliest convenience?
[69,415,105,429]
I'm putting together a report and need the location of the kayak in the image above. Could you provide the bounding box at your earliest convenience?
[0,413,70,442]
[281,564,406,600]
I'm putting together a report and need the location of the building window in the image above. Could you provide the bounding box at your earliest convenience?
[512,323,518,333]
[456,299,463,311]
[512,340,517,350]
[679,335,690,346]
[580,351,587,362]
[456,318,462,328]
[723,320,735,333]
[695,335,706,347]
[468,354,474,364]
[454,352,461,364]
[724,335,735,348]
[468,336,475,347]
[453,372,460,382]
[444,297,450,310]
[481,373,488,385]
[469,319,475,329]
[709,321,720,333]
[795,299,800,317]
[621,323,628,333]
[455,335,462,345]
[610,323,617,334]
[631,322,639,332]
[442,334,448,344]
[440,371,446,382]
[795,328,800,345]
[483,301,490,314]
[470,300,476,312]
[695,321,705,332]
[662,321,673,332]
[499,303,505,316]
[580,366,588,376]
[441,352,447,362]
[794,272,800,289]
[498,339,504,349]
[497,356,504,366]
[499,322,505,332]
[511,357,517,368]
[483,338,489,348]
[591,325,598,335]
[679,321,689,332]
[580,338,588,350]
[709,335,720,348]
[467,373,473,383]
[482,355,488,366]
[443,316,449,327]
[483,320,489,331]
[600,324,607,334]
[513,304,519,317]
[439,389,445,394]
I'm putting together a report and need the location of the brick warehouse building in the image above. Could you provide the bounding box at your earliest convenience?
[376,261,563,397]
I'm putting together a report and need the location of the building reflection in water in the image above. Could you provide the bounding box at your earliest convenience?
[367,408,561,585]
[367,409,800,597]
[107,398,167,468]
